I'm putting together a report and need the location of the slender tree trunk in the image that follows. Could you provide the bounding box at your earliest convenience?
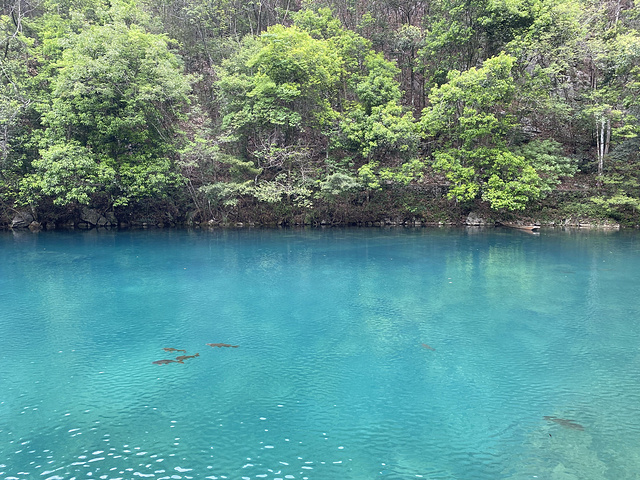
[598,117,604,176]
[596,116,610,184]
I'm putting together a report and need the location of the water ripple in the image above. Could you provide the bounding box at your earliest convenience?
[3,229,640,478]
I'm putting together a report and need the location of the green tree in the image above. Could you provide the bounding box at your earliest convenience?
[421,53,554,210]
[582,27,640,179]
[418,0,536,90]
[0,0,40,212]
[217,24,342,160]
[21,18,194,208]
[294,9,419,175]
[504,0,639,178]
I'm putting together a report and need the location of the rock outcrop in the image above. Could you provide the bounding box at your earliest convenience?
[465,212,489,226]
[80,207,110,227]
[11,212,34,228]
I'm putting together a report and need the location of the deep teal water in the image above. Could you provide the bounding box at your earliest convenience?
[1,227,640,480]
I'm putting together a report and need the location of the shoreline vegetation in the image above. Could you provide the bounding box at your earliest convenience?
[2,1,640,230]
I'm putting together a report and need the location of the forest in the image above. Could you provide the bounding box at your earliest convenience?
[1,0,640,228]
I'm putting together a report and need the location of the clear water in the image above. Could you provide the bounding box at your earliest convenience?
[1,227,640,480]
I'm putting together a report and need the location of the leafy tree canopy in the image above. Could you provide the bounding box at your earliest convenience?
[21,17,194,208]
[421,53,564,210]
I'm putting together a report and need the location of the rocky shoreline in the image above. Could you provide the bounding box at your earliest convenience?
[4,208,622,231]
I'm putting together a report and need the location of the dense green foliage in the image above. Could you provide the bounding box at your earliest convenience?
[1,0,639,226]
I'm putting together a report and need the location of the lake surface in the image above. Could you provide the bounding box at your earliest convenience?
[1,227,639,480]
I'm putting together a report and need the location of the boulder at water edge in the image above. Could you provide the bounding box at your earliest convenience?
[11,212,34,228]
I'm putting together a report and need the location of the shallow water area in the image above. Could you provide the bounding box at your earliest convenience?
[1,227,640,479]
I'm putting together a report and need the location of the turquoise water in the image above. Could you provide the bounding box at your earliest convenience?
[1,227,640,480]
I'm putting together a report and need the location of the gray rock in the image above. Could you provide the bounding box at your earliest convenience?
[81,207,108,226]
[11,212,34,228]
[80,207,100,225]
[465,212,488,226]
[105,212,118,226]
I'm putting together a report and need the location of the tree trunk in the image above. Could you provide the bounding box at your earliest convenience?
[596,116,610,184]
